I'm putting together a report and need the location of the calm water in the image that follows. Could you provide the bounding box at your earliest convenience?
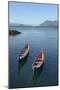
[9,27,58,88]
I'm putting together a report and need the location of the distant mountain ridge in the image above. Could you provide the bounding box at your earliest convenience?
[9,23,33,27]
[39,20,58,27]
[9,20,58,27]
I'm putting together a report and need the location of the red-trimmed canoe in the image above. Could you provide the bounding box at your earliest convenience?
[32,48,44,70]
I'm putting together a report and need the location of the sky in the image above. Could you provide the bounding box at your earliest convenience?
[9,2,58,25]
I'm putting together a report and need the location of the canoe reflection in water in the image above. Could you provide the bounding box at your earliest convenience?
[17,53,29,72]
[32,63,44,83]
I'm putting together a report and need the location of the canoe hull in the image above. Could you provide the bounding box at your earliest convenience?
[19,43,29,61]
[32,48,44,70]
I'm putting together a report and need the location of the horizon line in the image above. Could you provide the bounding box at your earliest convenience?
[9,20,58,26]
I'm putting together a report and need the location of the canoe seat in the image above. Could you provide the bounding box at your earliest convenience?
[37,59,42,61]
[35,58,42,62]
[20,52,24,54]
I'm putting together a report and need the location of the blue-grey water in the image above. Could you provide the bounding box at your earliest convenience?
[9,27,58,88]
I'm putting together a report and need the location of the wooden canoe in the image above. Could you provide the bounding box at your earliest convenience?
[19,43,29,60]
[32,48,44,70]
